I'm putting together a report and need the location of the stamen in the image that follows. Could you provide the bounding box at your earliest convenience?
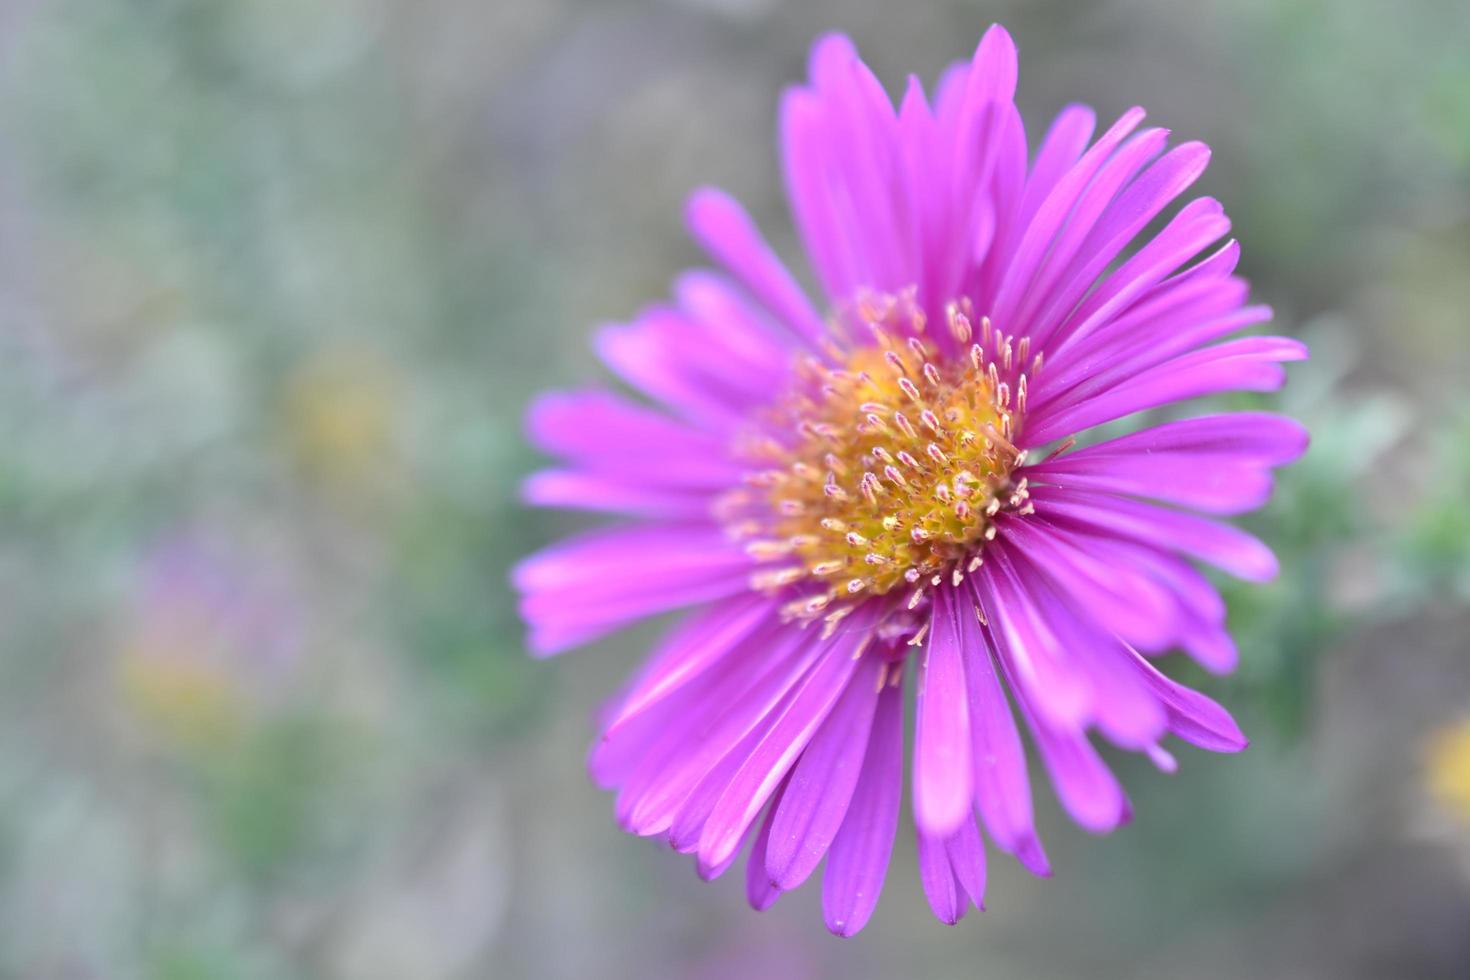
[734,290,1031,622]
[745,540,792,560]
[821,605,854,639]
[947,305,972,344]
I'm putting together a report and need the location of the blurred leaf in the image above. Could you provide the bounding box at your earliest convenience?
[1396,409,1470,599]
[197,715,347,884]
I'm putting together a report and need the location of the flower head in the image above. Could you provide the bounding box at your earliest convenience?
[515,25,1308,935]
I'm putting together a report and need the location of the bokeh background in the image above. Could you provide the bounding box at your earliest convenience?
[1,0,1468,977]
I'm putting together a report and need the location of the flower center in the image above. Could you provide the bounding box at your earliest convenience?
[725,291,1038,627]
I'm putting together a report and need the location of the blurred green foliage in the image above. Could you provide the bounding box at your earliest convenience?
[0,0,1468,977]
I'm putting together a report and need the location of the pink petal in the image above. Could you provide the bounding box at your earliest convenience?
[684,189,826,346]
[822,672,904,937]
[745,777,790,910]
[913,584,975,836]
[697,620,870,874]
[765,654,884,890]
[956,587,1048,869]
[1028,485,1282,580]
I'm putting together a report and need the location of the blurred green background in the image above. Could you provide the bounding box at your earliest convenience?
[1,1,1468,977]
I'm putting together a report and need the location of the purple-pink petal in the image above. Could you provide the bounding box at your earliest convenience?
[989,110,1156,337]
[1041,196,1232,360]
[913,584,975,836]
[616,627,817,836]
[684,190,827,346]
[513,524,755,655]
[974,549,1093,727]
[526,389,741,487]
[594,310,772,432]
[990,521,1176,652]
[822,675,904,937]
[1011,678,1130,834]
[1028,485,1281,580]
[746,778,790,910]
[698,621,869,874]
[765,654,883,890]
[521,469,714,519]
[1124,646,1248,752]
[601,596,777,738]
[1020,140,1215,349]
[917,816,986,925]
[1010,556,1167,749]
[1025,335,1308,446]
[958,596,1047,868]
[1043,414,1309,508]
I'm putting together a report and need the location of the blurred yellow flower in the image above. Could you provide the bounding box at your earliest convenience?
[282,347,401,490]
[1424,717,1470,825]
[119,644,244,750]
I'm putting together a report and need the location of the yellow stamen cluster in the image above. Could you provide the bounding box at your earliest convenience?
[725,291,1040,626]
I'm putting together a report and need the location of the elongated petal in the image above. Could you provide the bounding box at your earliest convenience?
[601,596,776,737]
[975,548,1093,726]
[947,815,987,909]
[1012,104,1097,236]
[1025,336,1308,445]
[1020,140,1214,347]
[672,270,802,375]
[957,583,1048,870]
[698,620,870,873]
[1028,485,1281,580]
[618,626,816,836]
[917,817,986,925]
[685,190,827,346]
[989,110,1154,333]
[917,830,964,925]
[592,597,779,787]
[670,704,790,853]
[913,584,975,835]
[1008,671,1130,834]
[513,524,755,655]
[1038,305,1275,419]
[1008,553,1166,749]
[990,521,1176,651]
[522,469,714,519]
[595,309,770,431]
[1124,646,1248,751]
[526,389,741,487]
[1028,413,1310,504]
[746,778,790,910]
[1036,269,1249,395]
[823,672,904,937]
[1042,196,1232,358]
[766,655,883,890]
[1059,411,1308,466]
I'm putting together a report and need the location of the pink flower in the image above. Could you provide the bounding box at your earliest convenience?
[515,25,1307,935]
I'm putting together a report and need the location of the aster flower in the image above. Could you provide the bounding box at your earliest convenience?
[515,25,1307,935]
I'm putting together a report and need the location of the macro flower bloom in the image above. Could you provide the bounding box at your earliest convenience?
[515,25,1307,935]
